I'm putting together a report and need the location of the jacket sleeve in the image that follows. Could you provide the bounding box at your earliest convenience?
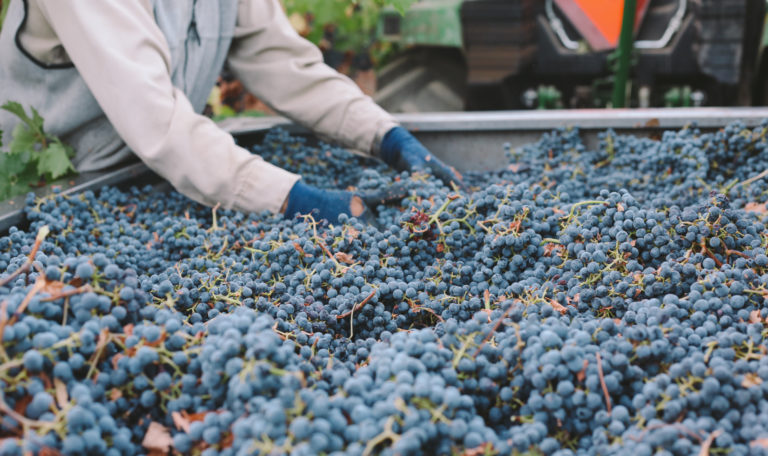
[35,0,300,214]
[227,0,399,155]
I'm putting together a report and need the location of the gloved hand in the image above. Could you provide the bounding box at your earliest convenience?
[379,126,465,189]
[282,180,408,224]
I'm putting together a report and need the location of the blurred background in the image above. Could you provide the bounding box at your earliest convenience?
[2,0,767,115]
[208,0,768,118]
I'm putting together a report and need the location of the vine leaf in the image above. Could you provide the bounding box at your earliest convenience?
[38,141,76,180]
[9,123,38,155]
[0,101,77,200]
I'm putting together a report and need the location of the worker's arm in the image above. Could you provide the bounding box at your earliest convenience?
[34,0,299,214]
[227,0,464,188]
[227,0,399,155]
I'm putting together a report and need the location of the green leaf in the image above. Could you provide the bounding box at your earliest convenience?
[8,166,40,197]
[0,151,37,200]
[0,103,76,200]
[9,123,38,156]
[37,142,76,180]
[0,151,29,177]
[2,101,32,125]
[0,129,4,149]
[2,101,44,136]
[0,0,9,35]
[30,106,45,132]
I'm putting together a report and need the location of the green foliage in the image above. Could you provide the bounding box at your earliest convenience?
[383,0,416,15]
[283,0,415,54]
[212,109,266,123]
[0,102,77,200]
[0,0,8,34]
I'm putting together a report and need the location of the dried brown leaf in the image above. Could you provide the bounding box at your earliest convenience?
[334,252,355,265]
[111,353,125,370]
[644,118,660,128]
[171,411,191,433]
[142,422,172,453]
[40,279,66,297]
[743,373,763,388]
[745,202,768,214]
[549,299,568,315]
[183,410,211,422]
[14,395,32,415]
[110,389,123,401]
[54,379,68,409]
[577,359,589,382]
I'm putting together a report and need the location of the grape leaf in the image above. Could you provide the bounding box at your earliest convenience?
[9,123,38,155]
[0,102,77,200]
[0,150,29,177]
[0,152,39,200]
[1,101,44,134]
[37,142,76,180]
[2,102,33,130]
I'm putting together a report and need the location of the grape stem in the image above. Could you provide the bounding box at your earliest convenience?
[0,227,51,360]
[0,225,49,288]
[699,429,723,456]
[0,392,59,435]
[363,415,400,456]
[739,169,768,188]
[9,277,45,326]
[0,301,8,362]
[40,284,92,302]
[337,289,376,320]
[595,352,612,415]
[561,201,608,228]
[473,306,516,358]
[626,422,703,443]
[210,202,221,231]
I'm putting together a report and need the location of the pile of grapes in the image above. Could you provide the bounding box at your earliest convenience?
[3,121,768,456]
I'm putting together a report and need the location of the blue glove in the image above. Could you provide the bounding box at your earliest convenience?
[379,126,464,188]
[283,180,362,223]
[283,180,411,225]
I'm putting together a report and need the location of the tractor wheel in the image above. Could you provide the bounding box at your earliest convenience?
[374,47,467,113]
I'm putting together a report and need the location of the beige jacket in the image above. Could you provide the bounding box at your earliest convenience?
[15,0,398,214]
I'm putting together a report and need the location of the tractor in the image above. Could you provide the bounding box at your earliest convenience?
[373,0,768,111]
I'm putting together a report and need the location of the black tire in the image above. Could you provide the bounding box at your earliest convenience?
[374,47,468,113]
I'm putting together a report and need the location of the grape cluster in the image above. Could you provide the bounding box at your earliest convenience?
[3,121,768,455]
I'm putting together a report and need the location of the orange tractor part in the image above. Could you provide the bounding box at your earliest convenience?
[554,0,650,51]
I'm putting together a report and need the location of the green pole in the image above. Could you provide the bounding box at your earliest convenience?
[611,0,636,108]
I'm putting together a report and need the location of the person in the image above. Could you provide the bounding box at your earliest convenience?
[0,0,463,223]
